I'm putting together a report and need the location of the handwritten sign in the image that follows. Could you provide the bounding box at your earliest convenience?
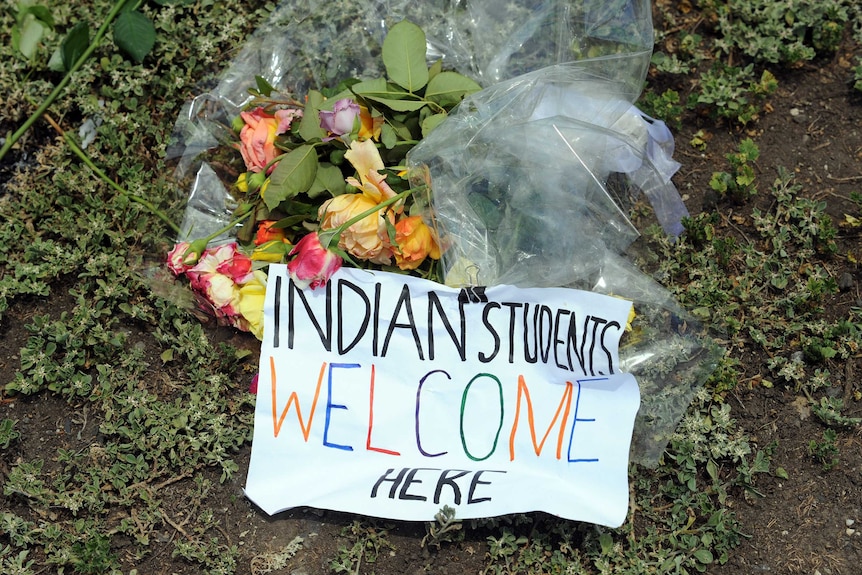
[244,265,640,527]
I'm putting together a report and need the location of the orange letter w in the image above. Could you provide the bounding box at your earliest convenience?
[271,356,325,439]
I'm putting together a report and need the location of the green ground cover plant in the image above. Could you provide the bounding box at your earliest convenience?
[1,0,860,573]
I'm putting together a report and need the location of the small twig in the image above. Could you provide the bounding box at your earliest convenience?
[827,174,862,182]
[162,511,190,538]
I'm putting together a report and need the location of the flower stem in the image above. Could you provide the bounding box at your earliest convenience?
[318,187,421,249]
[200,206,254,245]
[0,0,131,163]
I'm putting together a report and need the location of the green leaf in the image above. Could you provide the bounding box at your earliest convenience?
[598,533,613,555]
[468,193,503,230]
[382,20,428,91]
[61,21,89,72]
[380,124,398,149]
[428,59,443,80]
[27,5,54,28]
[298,90,326,141]
[693,549,714,564]
[706,459,718,483]
[421,113,447,137]
[47,46,64,71]
[362,96,427,112]
[113,10,156,63]
[264,145,319,209]
[17,16,46,61]
[312,162,347,197]
[351,78,409,100]
[425,71,481,107]
[274,214,314,229]
[255,75,276,97]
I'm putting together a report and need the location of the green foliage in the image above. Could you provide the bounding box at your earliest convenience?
[652,167,843,398]
[709,138,760,203]
[422,506,463,549]
[112,9,156,64]
[0,545,36,575]
[697,0,851,65]
[853,57,862,92]
[330,520,395,574]
[689,64,777,124]
[811,397,862,428]
[0,1,272,569]
[808,429,840,470]
[0,419,21,449]
[638,88,683,129]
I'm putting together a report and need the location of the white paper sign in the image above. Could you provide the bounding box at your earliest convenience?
[245,265,640,527]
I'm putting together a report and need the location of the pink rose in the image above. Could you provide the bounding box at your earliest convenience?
[198,272,240,313]
[190,243,245,276]
[287,233,343,290]
[319,98,360,141]
[215,251,253,283]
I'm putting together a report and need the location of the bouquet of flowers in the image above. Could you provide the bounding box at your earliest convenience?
[166,21,480,340]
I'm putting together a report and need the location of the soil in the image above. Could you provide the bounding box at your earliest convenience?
[2,7,862,575]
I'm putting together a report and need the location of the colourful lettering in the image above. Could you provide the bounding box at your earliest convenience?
[271,357,325,440]
[366,364,400,455]
[566,380,600,463]
[460,373,504,462]
[508,376,573,461]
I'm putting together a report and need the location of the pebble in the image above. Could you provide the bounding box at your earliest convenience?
[838,272,855,292]
[847,519,856,527]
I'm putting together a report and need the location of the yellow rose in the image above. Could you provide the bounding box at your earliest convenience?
[358,105,383,141]
[319,193,393,264]
[251,240,291,263]
[238,270,268,340]
[394,215,441,270]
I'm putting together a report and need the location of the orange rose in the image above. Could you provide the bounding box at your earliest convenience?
[319,194,394,264]
[253,220,286,246]
[393,215,441,270]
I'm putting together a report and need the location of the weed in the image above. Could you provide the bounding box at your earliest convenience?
[853,57,862,92]
[697,0,851,65]
[689,64,777,125]
[808,429,840,471]
[638,88,684,129]
[811,397,862,428]
[421,505,463,549]
[250,536,304,575]
[709,138,760,203]
[331,520,395,574]
[0,546,36,575]
[0,419,20,449]
[70,533,118,575]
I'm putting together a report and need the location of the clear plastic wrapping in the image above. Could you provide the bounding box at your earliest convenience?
[166,0,718,467]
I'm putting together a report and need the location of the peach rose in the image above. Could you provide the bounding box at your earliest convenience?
[319,193,394,264]
[237,107,301,173]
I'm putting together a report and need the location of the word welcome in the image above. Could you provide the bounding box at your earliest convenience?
[268,359,602,463]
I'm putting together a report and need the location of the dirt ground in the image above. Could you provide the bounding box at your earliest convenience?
[2,6,862,575]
